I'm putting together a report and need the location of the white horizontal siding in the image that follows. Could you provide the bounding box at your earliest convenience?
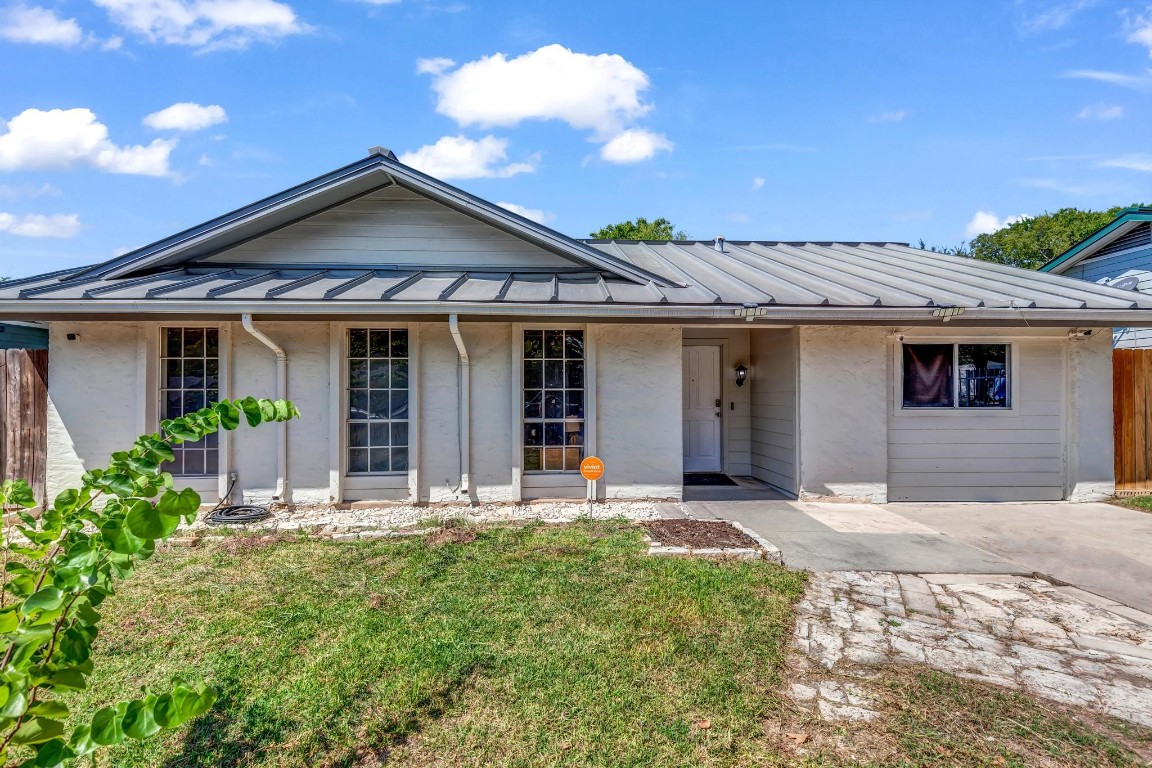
[206,184,581,270]
[749,328,797,494]
[888,338,1065,502]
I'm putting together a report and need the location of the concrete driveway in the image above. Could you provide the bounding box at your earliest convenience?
[890,502,1152,615]
[682,499,1152,614]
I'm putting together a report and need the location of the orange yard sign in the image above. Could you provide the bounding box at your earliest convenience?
[580,456,604,481]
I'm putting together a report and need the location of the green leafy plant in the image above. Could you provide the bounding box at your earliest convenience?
[0,397,299,767]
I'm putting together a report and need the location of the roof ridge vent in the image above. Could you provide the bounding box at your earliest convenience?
[368,146,397,160]
[714,236,726,253]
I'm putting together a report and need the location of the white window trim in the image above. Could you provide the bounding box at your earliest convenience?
[143,321,232,499]
[893,338,1020,416]
[328,321,420,502]
[511,323,596,500]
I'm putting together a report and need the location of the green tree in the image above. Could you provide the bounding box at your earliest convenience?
[590,217,689,240]
[0,396,299,767]
[968,206,1143,271]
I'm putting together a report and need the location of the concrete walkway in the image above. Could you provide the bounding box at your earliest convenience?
[683,500,1025,575]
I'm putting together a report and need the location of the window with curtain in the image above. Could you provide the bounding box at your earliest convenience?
[523,330,584,471]
[347,328,409,474]
[160,327,219,476]
[902,343,1010,408]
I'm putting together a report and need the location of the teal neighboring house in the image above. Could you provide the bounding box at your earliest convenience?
[0,322,48,350]
[1041,208,1152,348]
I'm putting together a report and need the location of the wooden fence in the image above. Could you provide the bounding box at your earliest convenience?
[0,349,49,505]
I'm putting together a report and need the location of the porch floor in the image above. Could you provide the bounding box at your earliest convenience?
[681,475,791,502]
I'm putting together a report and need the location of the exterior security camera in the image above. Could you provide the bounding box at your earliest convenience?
[1068,329,1094,340]
[66,332,80,341]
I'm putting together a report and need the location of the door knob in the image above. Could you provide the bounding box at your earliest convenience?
[715,411,721,417]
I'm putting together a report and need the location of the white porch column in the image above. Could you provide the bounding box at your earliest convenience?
[797,325,889,502]
[1066,329,1114,501]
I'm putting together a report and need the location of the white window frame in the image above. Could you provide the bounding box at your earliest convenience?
[329,322,419,502]
[897,339,1018,413]
[511,323,596,500]
[143,321,231,498]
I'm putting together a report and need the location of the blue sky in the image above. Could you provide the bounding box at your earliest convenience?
[0,0,1149,279]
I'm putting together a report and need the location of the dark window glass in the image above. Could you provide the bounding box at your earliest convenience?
[958,344,1010,408]
[523,330,585,472]
[347,328,410,474]
[902,344,954,408]
[160,327,219,476]
[903,343,1010,409]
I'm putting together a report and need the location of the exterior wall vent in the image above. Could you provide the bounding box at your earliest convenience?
[714,236,726,253]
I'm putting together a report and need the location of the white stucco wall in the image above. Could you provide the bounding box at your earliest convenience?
[797,326,890,502]
[595,324,682,499]
[1066,329,1115,501]
[45,322,143,502]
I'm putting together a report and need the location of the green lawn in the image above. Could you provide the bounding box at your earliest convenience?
[1115,495,1152,513]
[56,521,1151,767]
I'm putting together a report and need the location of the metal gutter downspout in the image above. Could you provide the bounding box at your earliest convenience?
[448,315,471,495]
[241,313,289,502]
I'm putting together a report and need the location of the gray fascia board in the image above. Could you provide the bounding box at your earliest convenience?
[4,298,1152,326]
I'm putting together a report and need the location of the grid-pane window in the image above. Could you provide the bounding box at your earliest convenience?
[902,343,1010,409]
[347,328,409,474]
[523,329,584,471]
[160,327,219,476]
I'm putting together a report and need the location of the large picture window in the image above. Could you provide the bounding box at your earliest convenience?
[902,343,1010,409]
[347,328,409,474]
[160,327,219,476]
[523,329,584,471]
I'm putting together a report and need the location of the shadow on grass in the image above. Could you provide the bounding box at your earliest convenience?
[160,663,486,768]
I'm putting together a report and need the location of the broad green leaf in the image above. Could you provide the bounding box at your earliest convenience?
[173,683,217,720]
[158,488,200,519]
[48,667,87,692]
[32,737,74,767]
[90,707,124,745]
[258,398,276,420]
[125,456,160,476]
[122,697,161,739]
[126,500,180,540]
[73,601,101,627]
[68,724,97,758]
[100,473,137,498]
[274,399,291,420]
[2,480,36,509]
[10,717,64,745]
[0,689,26,718]
[21,588,65,615]
[238,397,262,427]
[59,627,92,664]
[100,518,145,555]
[214,401,240,430]
[0,607,19,633]
[152,693,180,728]
[144,437,175,463]
[27,700,69,720]
[51,566,81,592]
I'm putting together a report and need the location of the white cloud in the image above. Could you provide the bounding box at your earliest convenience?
[0,4,83,45]
[0,212,80,238]
[1126,8,1152,56]
[397,135,535,179]
[1099,153,1152,172]
[598,128,672,164]
[867,110,908,123]
[965,210,1028,238]
[144,102,228,131]
[1020,0,1095,33]
[422,44,652,137]
[1062,69,1152,90]
[416,56,455,75]
[0,108,175,177]
[495,201,551,224]
[1076,102,1124,120]
[751,177,765,191]
[92,0,308,50]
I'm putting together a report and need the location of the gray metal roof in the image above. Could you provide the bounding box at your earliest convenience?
[3,240,1151,315]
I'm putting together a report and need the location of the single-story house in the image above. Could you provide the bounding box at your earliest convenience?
[1040,207,1152,348]
[3,149,1150,506]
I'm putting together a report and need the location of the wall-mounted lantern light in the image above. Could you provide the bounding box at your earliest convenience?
[735,363,749,387]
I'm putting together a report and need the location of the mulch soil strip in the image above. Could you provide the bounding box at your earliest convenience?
[639,519,759,549]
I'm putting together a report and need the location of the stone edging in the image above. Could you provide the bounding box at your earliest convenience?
[645,519,784,564]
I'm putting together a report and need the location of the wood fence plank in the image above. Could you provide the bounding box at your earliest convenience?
[0,348,49,505]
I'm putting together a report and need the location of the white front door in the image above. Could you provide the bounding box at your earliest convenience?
[683,345,722,472]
